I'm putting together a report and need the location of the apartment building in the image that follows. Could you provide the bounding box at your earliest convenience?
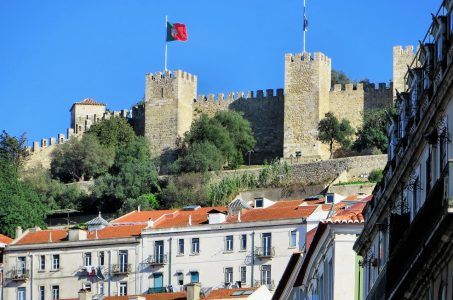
[2,215,145,300]
[112,198,328,294]
[272,198,369,300]
[354,1,453,299]
[3,195,356,300]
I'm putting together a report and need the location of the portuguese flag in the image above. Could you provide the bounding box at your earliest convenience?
[167,22,188,42]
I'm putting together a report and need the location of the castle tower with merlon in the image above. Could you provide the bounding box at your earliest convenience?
[393,46,416,98]
[142,70,197,162]
[283,52,332,160]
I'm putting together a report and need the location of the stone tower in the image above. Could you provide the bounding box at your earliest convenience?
[142,70,197,163]
[393,46,416,99]
[69,98,106,136]
[283,52,331,160]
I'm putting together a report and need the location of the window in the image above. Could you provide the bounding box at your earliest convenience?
[39,286,45,300]
[437,35,444,62]
[290,230,297,248]
[39,255,45,271]
[84,252,92,266]
[178,239,184,255]
[255,199,264,208]
[440,128,448,169]
[240,234,247,250]
[154,273,163,288]
[190,271,199,283]
[155,241,164,263]
[177,272,184,286]
[17,287,26,300]
[99,282,104,295]
[83,282,92,292]
[119,282,128,296]
[240,266,247,284]
[99,251,105,266]
[262,233,272,256]
[52,254,60,270]
[119,250,128,272]
[191,238,200,254]
[225,267,233,284]
[17,257,26,274]
[225,235,234,251]
[261,265,271,285]
[52,286,59,300]
[426,150,432,193]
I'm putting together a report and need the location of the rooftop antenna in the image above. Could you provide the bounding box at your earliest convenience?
[303,0,309,53]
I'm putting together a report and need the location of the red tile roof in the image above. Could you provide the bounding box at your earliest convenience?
[0,233,13,245]
[100,292,186,300]
[204,288,257,299]
[74,98,105,106]
[14,224,145,246]
[305,227,317,251]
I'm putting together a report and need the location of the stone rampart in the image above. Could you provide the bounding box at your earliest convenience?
[194,89,284,163]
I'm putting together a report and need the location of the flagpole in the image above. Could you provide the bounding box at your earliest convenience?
[165,15,168,72]
[303,0,306,53]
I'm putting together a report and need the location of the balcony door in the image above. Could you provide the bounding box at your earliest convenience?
[262,233,272,256]
[154,272,163,288]
[119,250,128,272]
[155,240,164,263]
[17,257,26,274]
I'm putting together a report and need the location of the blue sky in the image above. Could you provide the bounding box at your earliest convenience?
[0,0,440,143]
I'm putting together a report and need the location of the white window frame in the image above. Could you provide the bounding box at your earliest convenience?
[225,235,234,252]
[224,267,233,284]
[17,287,26,300]
[39,286,45,300]
[118,282,127,296]
[240,266,247,284]
[191,238,200,254]
[240,234,247,251]
[290,230,297,248]
[178,239,185,255]
[84,252,92,266]
[52,254,60,270]
[39,255,45,271]
[51,286,59,300]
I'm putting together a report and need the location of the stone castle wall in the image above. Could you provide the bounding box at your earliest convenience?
[194,89,284,163]
[283,52,331,160]
[329,83,393,129]
[393,46,416,98]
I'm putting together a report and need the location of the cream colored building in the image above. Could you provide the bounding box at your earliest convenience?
[2,196,348,300]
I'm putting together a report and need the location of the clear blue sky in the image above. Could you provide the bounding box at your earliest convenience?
[0,0,440,144]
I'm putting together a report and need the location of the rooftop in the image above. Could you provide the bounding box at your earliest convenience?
[0,233,13,245]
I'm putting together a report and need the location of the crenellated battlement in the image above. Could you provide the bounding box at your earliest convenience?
[29,133,67,154]
[194,88,284,105]
[285,52,331,66]
[330,82,392,92]
[146,70,197,82]
[393,45,416,56]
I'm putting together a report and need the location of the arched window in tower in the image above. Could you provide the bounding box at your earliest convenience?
[161,87,164,98]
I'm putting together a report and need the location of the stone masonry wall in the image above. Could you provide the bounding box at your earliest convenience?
[284,52,331,160]
[215,154,388,187]
[393,46,416,99]
[194,89,284,163]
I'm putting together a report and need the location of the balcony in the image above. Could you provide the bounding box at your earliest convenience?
[254,247,275,259]
[9,268,30,281]
[386,161,451,297]
[147,287,168,294]
[111,264,131,275]
[254,280,275,291]
[147,254,167,266]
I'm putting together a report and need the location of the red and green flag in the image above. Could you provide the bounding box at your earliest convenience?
[166,22,188,42]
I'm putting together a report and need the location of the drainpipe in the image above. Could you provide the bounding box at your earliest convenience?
[29,254,33,300]
[168,238,172,287]
[141,238,144,293]
[251,232,255,286]
[108,250,111,296]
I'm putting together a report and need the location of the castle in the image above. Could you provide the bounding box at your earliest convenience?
[28,46,416,166]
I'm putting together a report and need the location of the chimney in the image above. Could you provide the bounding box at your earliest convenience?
[78,289,92,300]
[15,227,23,239]
[186,283,201,300]
[189,215,192,226]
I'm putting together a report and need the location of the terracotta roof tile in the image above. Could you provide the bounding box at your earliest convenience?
[305,227,317,251]
[0,233,13,245]
[14,224,145,246]
[75,98,105,106]
[101,292,186,300]
[204,288,257,299]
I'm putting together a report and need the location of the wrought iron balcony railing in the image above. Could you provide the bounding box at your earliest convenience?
[147,254,168,266]
[9,268,30,281]
[111,263,131,275]
[254,247,275,258]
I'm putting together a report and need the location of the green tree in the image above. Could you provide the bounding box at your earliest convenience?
[87,117,136,148]
[159,173,210,209]
[353,109,391,154]
[214,111,256,167]
[369,169,383,183]
[50,135,115,182]
[112,137,151,174]
[120,194,159,214]
[318,112,355,158]
[22,167,87,210]
[0,159,48,237]
[0,131,29,170]
[331,70,351,86]
[172,141,224,173]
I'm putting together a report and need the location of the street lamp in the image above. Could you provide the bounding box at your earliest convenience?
[247,149,255,166]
